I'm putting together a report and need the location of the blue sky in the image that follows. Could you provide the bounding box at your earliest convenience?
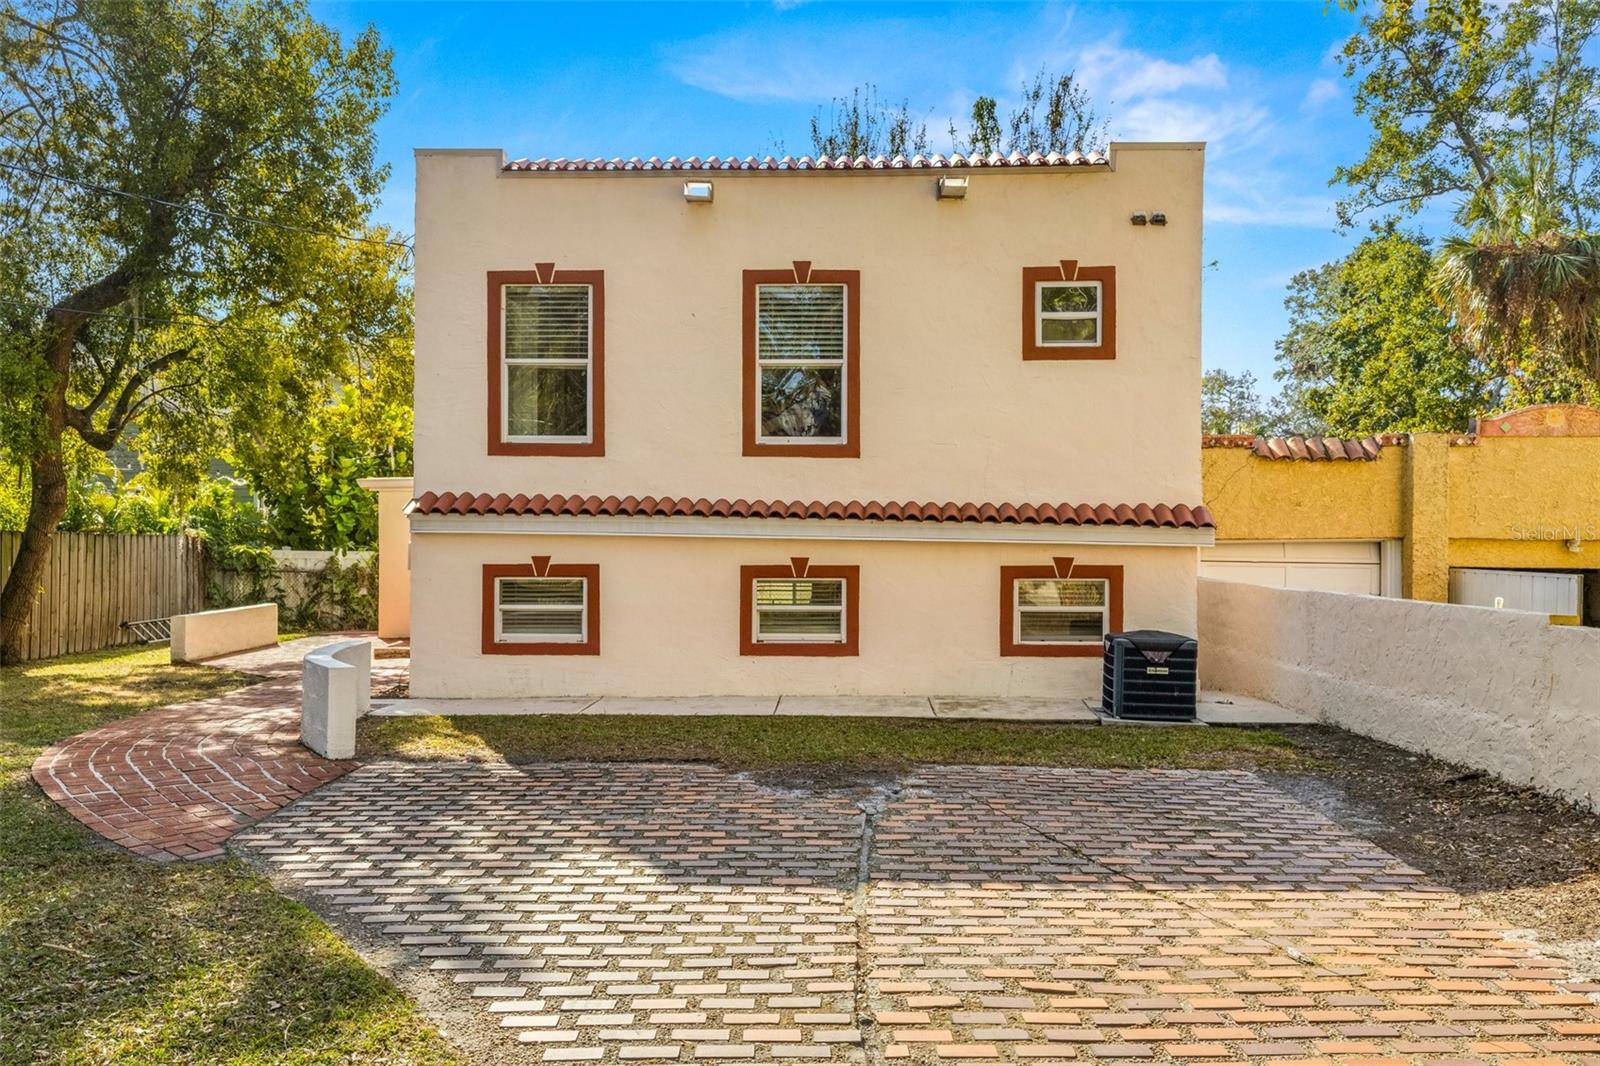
[314,1,1379,390]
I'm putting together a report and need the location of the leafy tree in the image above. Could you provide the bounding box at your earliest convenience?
[1275,229,1497,434]
[809,84,930,158]
[1201,369,1283,436]
[0,0,401,662]
[1335,0,1600,229]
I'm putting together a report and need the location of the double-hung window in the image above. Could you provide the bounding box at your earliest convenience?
[495,576,588,644]
[503,285,591,440]
[1013,577,1109,645]
[740,563,860,656]
[1000,562,1123,657]
[757,284,846,442]
[752,577,847,644]
[743,267,860,457]
[488,269,604,455]
[482,563,600,655]
[1035,281,1101,347]
[1021,263,1116,360]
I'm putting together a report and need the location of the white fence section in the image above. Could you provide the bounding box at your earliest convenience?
[170,603,279,663]
[1199,578,1600,810]
[301,638,372,759]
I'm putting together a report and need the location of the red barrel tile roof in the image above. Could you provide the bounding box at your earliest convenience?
[1201,434,1403,461]
[503,151,1108,173]
[408,492,1214,529]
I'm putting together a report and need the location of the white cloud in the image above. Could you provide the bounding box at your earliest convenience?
[1074,44,1229,101]
[1301,77,1341,112]
[1116,99,1271,156]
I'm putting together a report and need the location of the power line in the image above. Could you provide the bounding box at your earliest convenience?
[0,159,413,252]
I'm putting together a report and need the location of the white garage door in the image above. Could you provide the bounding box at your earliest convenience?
[1201,540,1384,596]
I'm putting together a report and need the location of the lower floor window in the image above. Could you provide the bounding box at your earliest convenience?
[481,562,600,655]
[753,577,846,643]
[496,576,587,643]
[1014,577,1108,644]
[1001,562,1124,658]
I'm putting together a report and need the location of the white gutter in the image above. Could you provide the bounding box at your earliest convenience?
[409,512,1214,547]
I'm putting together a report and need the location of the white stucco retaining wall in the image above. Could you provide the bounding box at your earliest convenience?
[1199,578,1600,809]
[170,603,279,663]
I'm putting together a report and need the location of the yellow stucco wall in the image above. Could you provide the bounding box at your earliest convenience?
[1201,410,1600,609]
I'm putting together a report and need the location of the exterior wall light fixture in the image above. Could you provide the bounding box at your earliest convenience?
[937,175,969,200]
[1130,212,1148,225]
[1149,212,1168,225]
[683,180,714,204]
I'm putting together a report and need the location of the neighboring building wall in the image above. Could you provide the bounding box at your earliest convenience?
[410,533,1196,699]
[1200,405,1600,610]
[1199,578,1600,811]
[413,145,1204,505]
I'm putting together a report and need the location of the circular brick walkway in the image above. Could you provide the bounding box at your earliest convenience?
[32,636,400,861]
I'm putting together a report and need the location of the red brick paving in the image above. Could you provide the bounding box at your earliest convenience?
[30,636,397,862]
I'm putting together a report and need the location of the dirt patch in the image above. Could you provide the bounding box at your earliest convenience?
[1265,725,1600,944]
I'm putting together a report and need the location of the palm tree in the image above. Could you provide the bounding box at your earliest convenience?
[1431,160,1600,385]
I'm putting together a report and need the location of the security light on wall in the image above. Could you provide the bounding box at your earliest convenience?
[936,176,969,200]
[683,180,714,203]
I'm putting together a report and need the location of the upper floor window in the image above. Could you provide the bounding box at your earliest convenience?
[1036,281,1101,346]
[1022,261,1116,361]
[487,267,605,456]
[743,264,861,458]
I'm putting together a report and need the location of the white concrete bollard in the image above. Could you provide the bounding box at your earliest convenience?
[300,638,373,759]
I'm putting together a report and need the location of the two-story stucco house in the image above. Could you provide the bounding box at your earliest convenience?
[404,143,1213,700]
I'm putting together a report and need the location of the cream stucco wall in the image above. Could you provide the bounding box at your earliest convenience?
[412,144,1204,506]
[1199,578,1600,810]
[170,603,279,663]
[409,534,1196,699]
[358,477,413,639]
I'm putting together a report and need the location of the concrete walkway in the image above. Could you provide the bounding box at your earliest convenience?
[235,762,1600,1065]
[372,692,1313,725]
[31,636,401,862]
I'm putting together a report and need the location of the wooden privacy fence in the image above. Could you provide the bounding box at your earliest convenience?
[0,531,206,662]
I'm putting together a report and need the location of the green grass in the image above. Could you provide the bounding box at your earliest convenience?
[362,712,1312,772]
[0,645,462,1066]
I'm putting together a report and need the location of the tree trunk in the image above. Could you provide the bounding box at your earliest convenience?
[0,443,69,664]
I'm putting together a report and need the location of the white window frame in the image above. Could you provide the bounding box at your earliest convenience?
[752,576,848,644]
[1013,577,1109,646]
[755,283,848,446]
[1034,279,1102,348]
[494,575,588,644]
[501,283,594,444]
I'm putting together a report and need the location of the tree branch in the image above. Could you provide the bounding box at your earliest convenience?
[64,346,193,449]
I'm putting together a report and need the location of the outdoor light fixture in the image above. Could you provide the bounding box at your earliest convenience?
[936,175,969,200]
[1149,212,1168,226]
[683,180,714,203]
[1130,212,1148,225]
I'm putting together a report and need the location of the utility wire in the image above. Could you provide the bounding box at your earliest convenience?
[0,159,413,251]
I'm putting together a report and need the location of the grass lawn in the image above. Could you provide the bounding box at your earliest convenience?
[362,711,1313,771]
[0,645,462,1066]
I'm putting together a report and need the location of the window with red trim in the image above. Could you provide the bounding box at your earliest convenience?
[487,268,605,456]
[1022,261,1116,360]
[739,561,860,656]
[742,264,861,457]
[482,562,600,655]
[1000,559,1123,657]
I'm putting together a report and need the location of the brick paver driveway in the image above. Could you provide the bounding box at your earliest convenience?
[234,763,1600,1065]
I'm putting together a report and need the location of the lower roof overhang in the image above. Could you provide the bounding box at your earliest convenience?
[410,512,1215,547]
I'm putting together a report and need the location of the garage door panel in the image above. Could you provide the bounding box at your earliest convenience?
[1201,541,1382,595]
